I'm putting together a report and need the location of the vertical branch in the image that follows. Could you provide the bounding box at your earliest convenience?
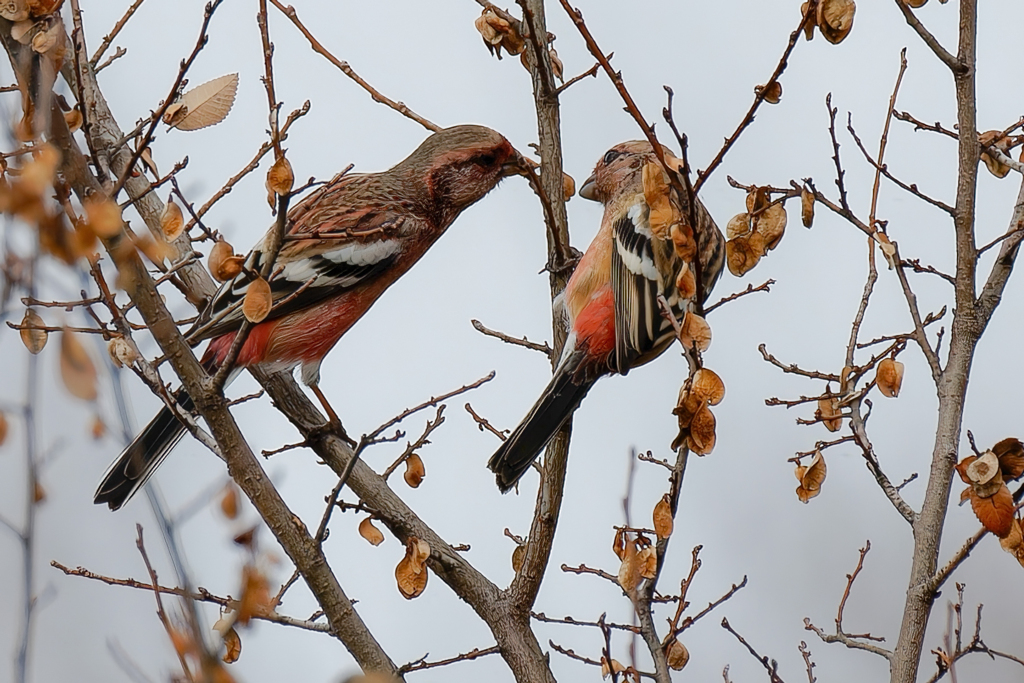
[257,0,282,159]
[891,2,981,682]
[509,0,573,620]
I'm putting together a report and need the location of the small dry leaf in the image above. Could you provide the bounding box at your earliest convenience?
[745,186,769,215]
[358,516,385,546]
[106,336,138,368]
[562,172,575,201]
[236,565,272,625]
[601,657,627,679]
[816,394,842,432]
[637,546,657,579]
[33,479,45,503]
[60,331,97,401]
[395,537,430,599]
[817,0,855,44]
[221,626,241,664]
[690,369,727,404]
[726,235,762,276]
[84,196,123,238]
[242,276,272,323]
[617,539,641,592]
[28,0,62,17]
[665,638,690,671]
[755,202,787,251]
[875,232,897,269]
[999,518,1023,554]
[474,7,524,58]
[90,414,106,439]
[965,450,1000,485]
[993,437,1024,480]
[0,411,8,446]
[653,494,673,539]
[20,309,47,354]
[612,527,626,560]
[687,403,716,455]
[208,239,237,282]
[726,212,751,240]
[266,156,294,197]
[968,483,1015,537]
[904,0,928,6]
[979,130,1013,179]
[876,358,904,398]
[64,107,82,133]
[801,186,815,227]
[164,73,239,131]
[675,262,696,300]
[756,81,782,104]
[800,1,816,40]
[140,148,159,178]
[643,161,676,239]
[796,450,827,503]
[679,312,712,352]
[669,221,696,261]
[511,543,526,573]
[220,483,239,519]
[160,196,185,241]
[29,14,61,53]
[0,0,29,21]
[403,453,425,488]
[955,455,977,485]
[549,47,563,82]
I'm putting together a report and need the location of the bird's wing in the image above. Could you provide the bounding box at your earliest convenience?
[189,177,411,341]
[609,199,682,374]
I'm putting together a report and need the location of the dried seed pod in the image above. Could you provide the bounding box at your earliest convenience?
[266,156,294,197]
[795,451,827,503]
[653,494,673,539]
[395,537,430,599]
[403,453,425,488]
[242,276,272,323]
[358,517,385,546]
[876,358,904,398]
[160,196,185,240]
[107,336,138,368]
[801,186,815,227]
[20,309,47,354]
[817,0,855,44]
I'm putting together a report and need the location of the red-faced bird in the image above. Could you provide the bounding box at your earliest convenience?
[96,125,523,510]
[487,140,725,492]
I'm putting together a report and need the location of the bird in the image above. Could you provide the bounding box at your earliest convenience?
[96,124,525,510]
[487,140,725,492]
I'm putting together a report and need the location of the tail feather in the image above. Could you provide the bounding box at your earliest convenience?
[94,390,193,511]
[488,350,596,493]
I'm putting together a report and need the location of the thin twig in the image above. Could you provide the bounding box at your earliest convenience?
[471,319,552,357]
[90,0,147,67]
[269,0,440,132]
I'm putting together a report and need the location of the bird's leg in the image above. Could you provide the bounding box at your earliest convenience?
[309,383,354,445]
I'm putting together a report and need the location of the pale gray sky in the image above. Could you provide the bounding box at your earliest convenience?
[1,1,1022,682]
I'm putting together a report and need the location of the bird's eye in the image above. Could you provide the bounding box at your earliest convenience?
[475,153,496,167]
[603,149,620,165]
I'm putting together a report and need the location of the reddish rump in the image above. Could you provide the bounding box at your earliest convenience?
[572,285,616,365]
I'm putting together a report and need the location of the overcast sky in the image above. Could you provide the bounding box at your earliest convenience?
[1,1,1022,682]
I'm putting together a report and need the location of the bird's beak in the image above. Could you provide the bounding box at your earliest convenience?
[502,150,532,178]
[579,173,599,202]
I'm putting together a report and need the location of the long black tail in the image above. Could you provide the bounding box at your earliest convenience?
[94,390,193,511]
[488,350,596,493]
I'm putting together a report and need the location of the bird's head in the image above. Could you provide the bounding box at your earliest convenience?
[579,140,669,204]
[400,125,526,217]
